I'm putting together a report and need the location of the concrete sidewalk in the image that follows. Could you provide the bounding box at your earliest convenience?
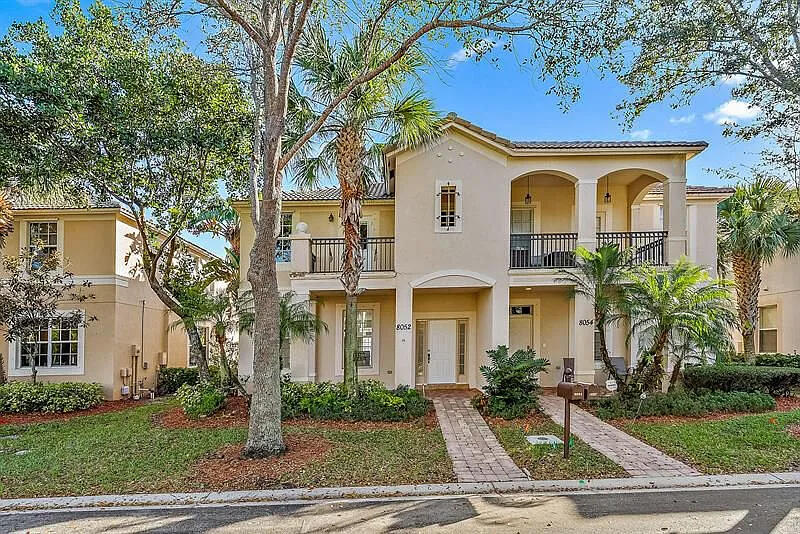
[2,473,799,513]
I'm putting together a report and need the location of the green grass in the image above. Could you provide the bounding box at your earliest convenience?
[621,410,800,474]
[488,414,628,480]
[0,400,452,498]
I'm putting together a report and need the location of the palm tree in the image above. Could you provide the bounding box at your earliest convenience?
[239,290,328,371]
[669,311,735,390]
[293,23,439,391]
[718,176,800,357]
[557,244,632,383]
[621,259,737,392]
[190,203,241,256]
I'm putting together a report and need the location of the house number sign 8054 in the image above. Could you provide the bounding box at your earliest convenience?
[578,319,594,326]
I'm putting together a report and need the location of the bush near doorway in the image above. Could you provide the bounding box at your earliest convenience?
[683,365,800,396]
[473,345,549,419]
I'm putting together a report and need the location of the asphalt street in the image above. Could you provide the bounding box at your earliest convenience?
[1,486,799,533]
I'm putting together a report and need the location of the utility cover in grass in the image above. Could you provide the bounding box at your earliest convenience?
[526,434,563,446]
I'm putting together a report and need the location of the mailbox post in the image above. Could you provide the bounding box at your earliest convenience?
[556,369,590,459]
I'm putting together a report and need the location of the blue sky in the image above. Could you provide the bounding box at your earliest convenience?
[2,0,767,256]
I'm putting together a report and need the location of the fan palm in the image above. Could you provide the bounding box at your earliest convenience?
[621,260,737,392]
[718,176,800,357]
[557,244,632,382]
[293,22,440,391]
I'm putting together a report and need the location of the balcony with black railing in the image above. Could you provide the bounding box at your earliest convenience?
[311,237,395,273]
[510,231,668,269]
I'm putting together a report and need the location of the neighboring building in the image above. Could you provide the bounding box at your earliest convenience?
[731,254,800,355]
[0,197,219,399]
[236,114,731,389]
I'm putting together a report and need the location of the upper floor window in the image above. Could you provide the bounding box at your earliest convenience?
[758,305,778,353]
[435,180,462,232]
[276,212,293,263]
[28,221,58,269]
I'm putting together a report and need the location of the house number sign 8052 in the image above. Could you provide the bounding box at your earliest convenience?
[396,323,412,331]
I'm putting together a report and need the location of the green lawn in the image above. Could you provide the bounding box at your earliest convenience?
[0,400,452,498]
[488,414,627,480]
[621,410,800,474]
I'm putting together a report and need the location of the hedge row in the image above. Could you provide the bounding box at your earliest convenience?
[720,353,800,368]
[594,390,776,420]
[0,382,104,413]
[683,365,800,396]
[281,379,430,421]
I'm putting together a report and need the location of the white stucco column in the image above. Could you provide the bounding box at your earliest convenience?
[394,281,415,387]
[290,229,312,273]
[573,293,595,384]
[491,284,509,350]
[575,178,598,251]
[237,329,254,393]
[664,178,687,263]
[288,291,314,382]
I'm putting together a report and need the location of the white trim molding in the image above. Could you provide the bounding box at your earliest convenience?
[72,275,130,288]
[410,270,495,289]
[334,302,380,377]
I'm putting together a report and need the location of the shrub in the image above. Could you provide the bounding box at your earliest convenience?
[753,353,800,368]
[473,345,549,419]
[176,382,225,419]
[281,379,430,422]
[594,390,776,420]
[0,382,104,413]
[683,365,800,396]
[156,367,199,396]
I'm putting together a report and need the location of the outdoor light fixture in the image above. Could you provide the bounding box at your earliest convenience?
[328,213,335,223]
[604,175,612,203]
[524,175,532,205]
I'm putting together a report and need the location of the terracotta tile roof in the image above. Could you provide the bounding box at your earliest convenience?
[11,192,119,210]
[282,183,392,201]
[438,113,708,151]
[648,184,735,195]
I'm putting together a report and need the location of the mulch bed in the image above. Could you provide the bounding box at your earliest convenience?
[154,395,440,430]
[485,412,555,430]
[788,424,800,440]
[189,435,334,491]
[0,399,146,426]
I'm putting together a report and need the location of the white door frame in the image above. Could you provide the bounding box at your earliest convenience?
[427,320,457,384]
[413,311,476,385]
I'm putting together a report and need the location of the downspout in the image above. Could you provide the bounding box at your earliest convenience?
[139,299,145,397]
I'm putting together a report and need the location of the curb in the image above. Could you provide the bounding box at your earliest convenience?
[2,473,800,512]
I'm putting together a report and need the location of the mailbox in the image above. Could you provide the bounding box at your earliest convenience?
[557,382,590,402]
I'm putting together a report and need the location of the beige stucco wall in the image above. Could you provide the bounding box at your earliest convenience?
[2,210,197,399]
[751,254,800,354]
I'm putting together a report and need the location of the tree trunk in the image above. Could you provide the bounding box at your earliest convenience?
[185,322,210,380]
[668,353,684,391]
[244,196,284,458]
[336,127,365,394]
[0,352,5,384]
[732,253,761,359]
[596,314,622,383]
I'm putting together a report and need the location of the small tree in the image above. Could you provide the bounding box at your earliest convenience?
[621,260,737,393]
[557,244,632,383]
[0,250,95,383]
[475,345,549,419]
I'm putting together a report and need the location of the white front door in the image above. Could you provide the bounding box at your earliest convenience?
[427,320,456,384]
[510,315,533,353]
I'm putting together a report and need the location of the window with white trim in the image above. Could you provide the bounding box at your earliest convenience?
[758,305,778,353]
[28,221,58,269]
[18,317,81,369]
[341,309,374,369]
[435,180,462,232]
[275,212,293,262]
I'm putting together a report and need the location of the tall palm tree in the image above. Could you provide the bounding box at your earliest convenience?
[718,176,800,357]
[621,260,737,392]
[293,23,439,391]
[557,244,632,382]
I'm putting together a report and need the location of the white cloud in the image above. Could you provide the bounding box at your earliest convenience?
[630,129,651,141]
[447,39,497,69]
[669,114,696,124]
[703,99,761,125]
[721,74,746,85]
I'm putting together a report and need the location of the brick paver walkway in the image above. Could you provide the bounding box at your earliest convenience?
[538,395,701,478]
[431,392,528,483]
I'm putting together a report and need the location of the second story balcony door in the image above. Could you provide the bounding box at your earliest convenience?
[510,207,534,266]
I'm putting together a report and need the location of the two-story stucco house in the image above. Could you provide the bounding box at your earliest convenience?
[237,114,731,389]
[0,196,218,399]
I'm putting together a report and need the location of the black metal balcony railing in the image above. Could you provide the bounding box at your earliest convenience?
[510,233,578,269]
[510,231,668,269]
[311,237,395,273]
[597,231,667,266]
